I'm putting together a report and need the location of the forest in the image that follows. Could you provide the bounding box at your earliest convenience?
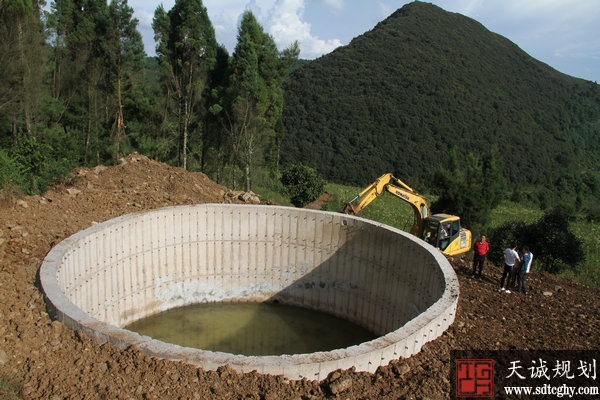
[0,0,299,196]
[2,1,600,228]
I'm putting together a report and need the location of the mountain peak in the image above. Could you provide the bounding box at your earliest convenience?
[282,2,599,190]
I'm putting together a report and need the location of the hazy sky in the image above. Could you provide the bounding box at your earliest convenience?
[129,0,600,82]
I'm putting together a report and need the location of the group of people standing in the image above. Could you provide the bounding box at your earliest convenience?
[470,235,534,294]
[499,244,533,294]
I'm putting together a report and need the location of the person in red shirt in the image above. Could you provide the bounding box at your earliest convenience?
[472,235,489,278]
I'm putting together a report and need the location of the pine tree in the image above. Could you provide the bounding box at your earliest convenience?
[47,0,109,164]
[0,0,55,193]
[104,0,146,159]
[152,0,217,170]
[224,11,299,190]
[0,0,46,141]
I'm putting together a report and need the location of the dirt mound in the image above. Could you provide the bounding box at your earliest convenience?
[0,154,598,399]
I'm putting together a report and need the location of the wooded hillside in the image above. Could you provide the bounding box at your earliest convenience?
[281,2,600,205]
[2,1,599,211]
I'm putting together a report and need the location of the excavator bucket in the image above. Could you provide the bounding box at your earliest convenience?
[341,202,357,215]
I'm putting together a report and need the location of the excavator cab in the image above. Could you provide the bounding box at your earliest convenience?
[422,214,471,256]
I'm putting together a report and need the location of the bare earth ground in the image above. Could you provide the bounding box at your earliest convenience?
[0,153,598,399]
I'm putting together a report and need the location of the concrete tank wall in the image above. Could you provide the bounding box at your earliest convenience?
[40,204,459,381]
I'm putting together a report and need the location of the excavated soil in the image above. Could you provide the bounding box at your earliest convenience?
[0,153,598,399]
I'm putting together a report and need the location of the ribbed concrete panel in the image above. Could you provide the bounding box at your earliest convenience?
[40,204,459,381]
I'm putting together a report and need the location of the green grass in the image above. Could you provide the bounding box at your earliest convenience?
[563,220,600,288]
[486,201,544,227]
[252,185,292,206]
[322,182,416,232]
[0,368,22,400]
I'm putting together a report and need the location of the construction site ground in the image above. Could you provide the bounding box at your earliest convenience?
[0,154,598,399]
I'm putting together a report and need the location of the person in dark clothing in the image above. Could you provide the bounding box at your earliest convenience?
[518,246,533,293]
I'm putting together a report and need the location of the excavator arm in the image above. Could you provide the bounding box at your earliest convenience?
[343,173,472,256]
[342,173,429,237]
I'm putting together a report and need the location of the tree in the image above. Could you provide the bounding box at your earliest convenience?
[221,10,299,191]
[46,0,147,166]
[0,0,46,141]
[281,165,325,208]
[0,0,75,194]
[103,0,146,159]
[152,0,217,170]
[47,0,109,165]
[529,208,585,273]
[203,45,231,182]
[431,145,505,229]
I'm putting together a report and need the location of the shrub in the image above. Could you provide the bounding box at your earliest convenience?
[280,165,325,208]
[0,149,24,192]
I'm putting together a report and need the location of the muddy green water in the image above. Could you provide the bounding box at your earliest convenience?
[125,302,377,356]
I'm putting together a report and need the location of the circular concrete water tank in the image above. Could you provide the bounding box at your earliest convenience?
[40,204,459,381]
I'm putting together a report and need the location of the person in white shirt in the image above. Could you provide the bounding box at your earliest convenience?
[500,244,520,293]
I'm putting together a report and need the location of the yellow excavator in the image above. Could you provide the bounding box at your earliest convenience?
[342,173,472,256]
